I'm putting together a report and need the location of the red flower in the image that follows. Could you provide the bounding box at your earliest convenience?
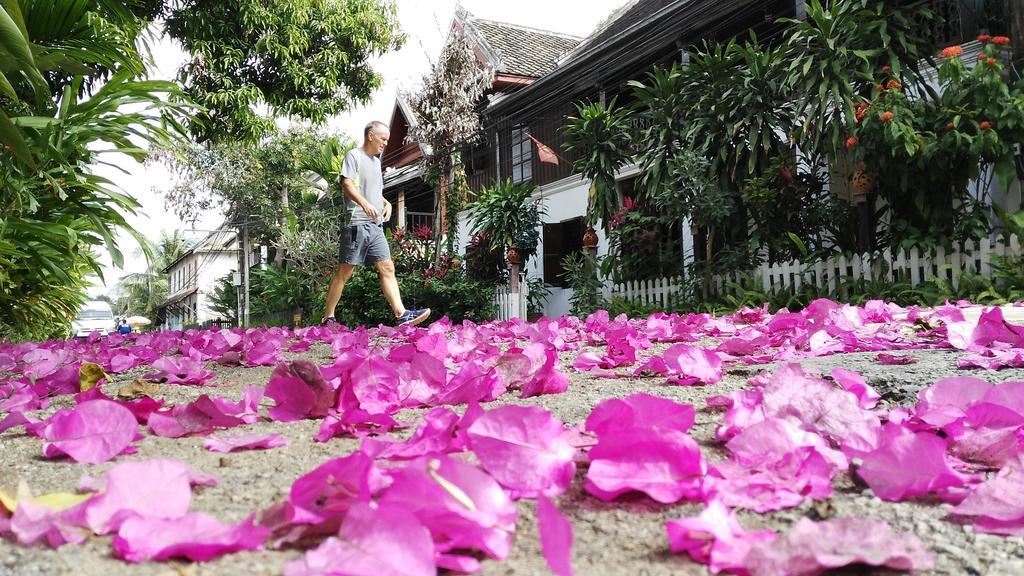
[992,36,1011,45]
[845,136,859,149]
[940,45,964,58]
[946,122,954,130]
[979,53,988,61]
[412,224,431,241]
[876,83,885,92]
[978,34,991,42]
[855,110,866,123]
[880,111,894,123]
[882,65,891,74]
[886,80,903,91]
[987,57,998,66]
[980,121,993,130]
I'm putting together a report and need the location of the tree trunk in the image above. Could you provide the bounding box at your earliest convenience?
[702,224,715,302]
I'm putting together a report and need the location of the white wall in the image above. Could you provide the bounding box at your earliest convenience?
[197,252,237,323]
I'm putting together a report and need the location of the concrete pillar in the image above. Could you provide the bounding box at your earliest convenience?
[397,190,406,229]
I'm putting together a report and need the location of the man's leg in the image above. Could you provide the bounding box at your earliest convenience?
[374,259,405,317]
[322,264,356,321]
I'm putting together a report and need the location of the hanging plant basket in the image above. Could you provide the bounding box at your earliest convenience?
[506,246,524,266]
[850,163,875,201]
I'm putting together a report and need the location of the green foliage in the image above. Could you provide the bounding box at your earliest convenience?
[209,273,238,323]
[564,99,631,229]
[559,252,606,318]
[164,0,405,142]
[250,265,317,316]
[1,1,188,340]
[467,179,545,263]
[113,230,190,321]
[526,276,552,316]
[464,232,507,286]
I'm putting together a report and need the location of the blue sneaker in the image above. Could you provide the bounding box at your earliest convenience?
[321,316,339,326]
[396,308,431,326]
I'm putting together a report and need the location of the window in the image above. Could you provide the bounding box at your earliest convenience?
[510,124,532,184]
[542,217,584,288]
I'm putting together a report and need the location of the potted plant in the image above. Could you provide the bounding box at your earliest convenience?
[468,179,546,267]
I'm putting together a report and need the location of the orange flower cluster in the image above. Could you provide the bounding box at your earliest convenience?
[978,34,991,42]
[940,45,964,59]
[845,136,859,149]
[992,36,1011,45]
[886,80,903,91]
[853,101,870,123]
[987,57,998,66]
[980,121,993,130]
[880,111,894,123]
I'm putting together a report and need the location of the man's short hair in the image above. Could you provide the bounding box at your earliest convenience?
[364,121,389,140]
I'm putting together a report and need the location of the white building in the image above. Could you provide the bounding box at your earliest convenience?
[160,229,238,330]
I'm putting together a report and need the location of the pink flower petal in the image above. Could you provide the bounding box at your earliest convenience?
[663,344,723,385]
[288,453,383,524]
[203,433,288,453]
[744,517,933,574]
[537,496,574,576]
[360,407,459,460]
[831,368,880,409]
[586,393,695,437]
[467,405,576,498]
[379,456,517,559]
[40,400,137,464]
[876,353,918,365]
[83,459,199,534]
[113,512,268,562]
[585,427,704,504]
[666,500,777,574]
[266,360,336,422]
[284,503,435,576]
[857,428,966,501]
[952,455,1024,536]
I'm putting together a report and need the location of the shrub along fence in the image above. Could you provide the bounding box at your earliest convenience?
[602,235,1023,307]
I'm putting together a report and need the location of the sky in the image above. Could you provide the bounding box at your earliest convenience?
[88,0,631,297]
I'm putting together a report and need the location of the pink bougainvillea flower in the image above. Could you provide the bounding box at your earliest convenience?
[361,406,460,460]
[950,425,1024,468]
[83,459,203,534]
[380,456,517,559]
[760,364,880,454]
[284,503,436,576]
[288,453,384,524]
[716,389,766,442]
[857,427,967,501]
[585,393,695,437]
[147,388,263,438]
[958,349,1024,370]
[39,399,137,464]
[241,332,285,367]
[876,353,918,365]
[203,433,288,453]
[662,344,723,385]
[706,447,832,513]
[914,376,992,429]
[113,512,268,562]
[265,360,337,422]
[831,367,880,409]
[666,500,777,575]
[537,495,574,576]
[585,427,705,504]
[435,361,505,406]
[744,517,933,574]
[7,498,91,548]
[497,343,569,399]
[947,306,1024,351]
[145,355,215,385]
[466,405,576,499]
[725,417,846,471]
[951,455,1024,535]
[349,354,402,415]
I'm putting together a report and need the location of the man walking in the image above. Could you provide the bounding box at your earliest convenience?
[321,121,430,326]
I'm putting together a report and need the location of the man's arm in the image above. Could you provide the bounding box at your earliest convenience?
[382,198,392,222]
[342,177,379,221]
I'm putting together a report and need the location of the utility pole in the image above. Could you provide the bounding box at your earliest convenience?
[242,224,250,327]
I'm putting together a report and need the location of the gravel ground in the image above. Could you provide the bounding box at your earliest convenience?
[3,340,1024,576]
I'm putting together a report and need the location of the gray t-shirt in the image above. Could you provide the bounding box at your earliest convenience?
[341,147,384,225]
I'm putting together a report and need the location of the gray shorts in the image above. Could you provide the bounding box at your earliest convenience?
[338,222,391,265]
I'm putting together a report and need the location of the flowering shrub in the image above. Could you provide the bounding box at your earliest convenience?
[848,38,1024,245]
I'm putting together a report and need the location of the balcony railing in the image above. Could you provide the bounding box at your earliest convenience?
[405,211,433,232]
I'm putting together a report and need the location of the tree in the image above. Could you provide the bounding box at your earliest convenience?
[1,1,188,340]
[163,0,405,142]
[113,230,190,320]
[407,31,493,255]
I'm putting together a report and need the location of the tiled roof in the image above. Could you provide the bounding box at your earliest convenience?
[465,17,582,78]
[561,0,680,63]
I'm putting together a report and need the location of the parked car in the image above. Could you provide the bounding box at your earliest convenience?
[70,301,115,338]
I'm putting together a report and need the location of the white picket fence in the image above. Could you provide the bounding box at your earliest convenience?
[494,278,529,320]
[603,235,1022,304]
